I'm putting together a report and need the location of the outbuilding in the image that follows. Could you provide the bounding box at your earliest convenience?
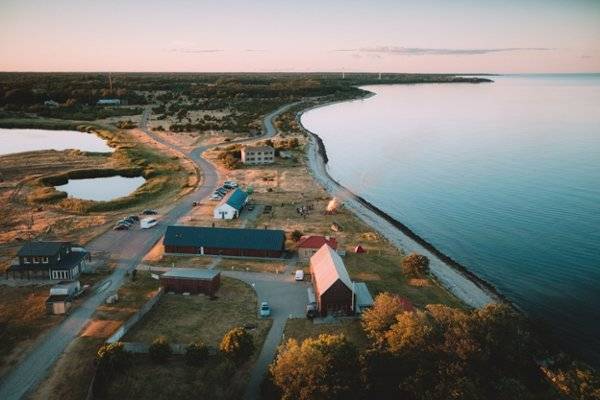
[310,244,354,316]
[46,295,72,315]
[164,225,286,258]
[213,188,248,219]
[160,268,221,296]
[353,282,374,314]
[297,235,338,261]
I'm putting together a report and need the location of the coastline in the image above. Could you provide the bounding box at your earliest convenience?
[296,94,503,308]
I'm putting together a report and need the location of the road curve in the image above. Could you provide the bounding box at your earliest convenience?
[0,102,296,400]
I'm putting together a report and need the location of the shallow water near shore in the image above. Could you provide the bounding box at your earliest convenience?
[0,128,112,155]
[302,74,600,363]
[55,176,145,201]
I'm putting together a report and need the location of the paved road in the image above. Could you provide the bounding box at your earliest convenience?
[0,102,296,400]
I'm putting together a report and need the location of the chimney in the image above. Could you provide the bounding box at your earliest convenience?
[212,222,215,228]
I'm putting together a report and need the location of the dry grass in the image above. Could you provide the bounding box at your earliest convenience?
[0,285,60,377]
[283,318,369,349]
[124,277,269,346]
[219,258,290,274]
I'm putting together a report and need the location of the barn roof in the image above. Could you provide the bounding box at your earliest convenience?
[17,241,69,257]
[164,225,285,251]
[297,235,338,250]
[218,188,248,211]
[162,268,220,280]
[310,244,352,295]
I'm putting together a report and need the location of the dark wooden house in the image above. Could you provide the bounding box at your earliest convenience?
[310,244,354,316]
[163,225,286,258]
[7,241,89,280]
[160,268,220,296]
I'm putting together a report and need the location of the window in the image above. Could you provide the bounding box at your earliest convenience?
[23,257,31,264]
[33,256,41,264]
[42,257,49,264]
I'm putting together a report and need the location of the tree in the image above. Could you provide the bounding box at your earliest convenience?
[185,340,209,366]
[94,342,131,395]
[291,230,303,242]
[361,292,414,343]
[270,334,360,400]
[401,253,430,277]
[149,336,171,363]
[220,327,255,364]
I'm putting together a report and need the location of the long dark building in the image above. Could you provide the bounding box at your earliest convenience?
[7,241,89,280]
[163,225,286,258]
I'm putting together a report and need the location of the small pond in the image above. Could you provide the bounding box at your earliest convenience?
[0,128,113,156]
[55,176,146,201]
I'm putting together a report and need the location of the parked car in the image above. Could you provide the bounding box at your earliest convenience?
[216,188,227,195]
[142,209,158,215]
[224,181,238,189]
[113,224,130,231]
[123,217,136,224]
[295,270,304,281]
[117,220,133,227]
[127,215,140,222]
[140,217,158,229]
[209,194,221,201]
[260,301,271,317]
[247,204,255,211]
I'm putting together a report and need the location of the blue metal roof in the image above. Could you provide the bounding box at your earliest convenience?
[223,188,248,210]
[164,225,285,251]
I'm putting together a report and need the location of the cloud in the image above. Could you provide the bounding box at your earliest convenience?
[334,46,553,56]
[245,49,267,53]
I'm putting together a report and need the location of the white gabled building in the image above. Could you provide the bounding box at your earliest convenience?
[213,188,249,220]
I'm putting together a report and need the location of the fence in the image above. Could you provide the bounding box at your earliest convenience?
[106,287,164,344]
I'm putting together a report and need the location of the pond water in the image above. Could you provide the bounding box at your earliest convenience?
[55,176,146,201]
[0,128,112,155]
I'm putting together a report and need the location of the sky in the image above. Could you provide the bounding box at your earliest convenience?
[1,0,599,73]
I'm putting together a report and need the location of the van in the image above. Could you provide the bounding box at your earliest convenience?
[140,217,158,229]
[295,270,304,281]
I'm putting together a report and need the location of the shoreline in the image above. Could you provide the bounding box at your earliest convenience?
[296,93,503,308]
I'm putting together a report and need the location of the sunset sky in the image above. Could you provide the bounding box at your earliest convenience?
[1,0,599,73]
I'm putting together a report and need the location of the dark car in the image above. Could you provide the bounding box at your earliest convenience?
[127,215,140,222]
[142,209,158,215]
[113,224,130,231]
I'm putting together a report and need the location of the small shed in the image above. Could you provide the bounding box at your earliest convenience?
[46,295,72,315]
[297,235,338,261]
[213,188,248,220]
[353,282,374,314]
[353,244,366,253]
[160,268,220,296]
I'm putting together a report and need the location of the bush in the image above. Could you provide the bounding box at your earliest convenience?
[94,342,131,395]
[185,340,209,366]
[291,230,303,242]
[220,327,255,364]
[401,253,430,277]
[149,336,171,363]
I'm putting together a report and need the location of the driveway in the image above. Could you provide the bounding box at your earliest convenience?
[0,102,296,400]
[222,270,308,400]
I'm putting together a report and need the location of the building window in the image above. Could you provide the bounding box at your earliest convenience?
[42,257,49,264]
[33,256,41,264]
[23,257,31,264]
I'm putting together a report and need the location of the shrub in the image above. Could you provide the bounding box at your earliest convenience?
[149,336,171,363]
[185,340,209,366]
[94,342,130,394]
[401,253,430,277]
[220,327,255,364]
[291,230,303,242]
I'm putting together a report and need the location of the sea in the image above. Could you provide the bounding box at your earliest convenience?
[301,74,600,363]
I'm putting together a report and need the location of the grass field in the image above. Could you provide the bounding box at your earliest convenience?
[124,277,270,346]
[0,285,60,378]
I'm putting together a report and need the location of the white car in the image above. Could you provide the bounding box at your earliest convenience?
[140,217,158,229]
[259,301,271,317]
[295,270,304,281]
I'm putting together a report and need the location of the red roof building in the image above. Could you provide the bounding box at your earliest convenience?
[309,244,353,316]
[297,235,338,261]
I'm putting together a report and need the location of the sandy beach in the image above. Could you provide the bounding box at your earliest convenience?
[298,104,500,308]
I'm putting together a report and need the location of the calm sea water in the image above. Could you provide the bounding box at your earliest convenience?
[0,128,112,155]
[56,176,145,201]
[302,74,600,362]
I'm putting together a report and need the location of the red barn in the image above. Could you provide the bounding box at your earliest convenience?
[160,268,220,296]
[310,244,354,316]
